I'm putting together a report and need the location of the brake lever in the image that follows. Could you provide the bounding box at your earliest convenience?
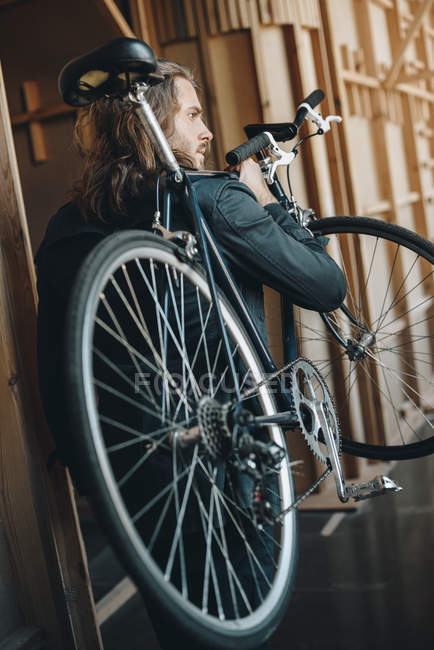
[297,103,342,133]
[261,131,296,184]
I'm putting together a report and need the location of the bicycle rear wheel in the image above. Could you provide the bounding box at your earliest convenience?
[299,216,433,460]
[65,230,297,648]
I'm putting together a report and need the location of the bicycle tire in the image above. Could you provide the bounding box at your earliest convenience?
[65,230,297,648]
[301,216,433,460]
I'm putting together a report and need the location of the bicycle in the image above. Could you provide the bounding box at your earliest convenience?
[58,38,433,648]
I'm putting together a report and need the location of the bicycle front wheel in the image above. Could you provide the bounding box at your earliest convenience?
[65,230,297,648]
[299,216,433,460]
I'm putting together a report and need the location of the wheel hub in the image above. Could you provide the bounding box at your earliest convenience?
[346,330,376,361]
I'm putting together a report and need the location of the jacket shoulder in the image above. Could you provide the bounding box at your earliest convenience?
[192,172,254,213]
[35,202,111,263]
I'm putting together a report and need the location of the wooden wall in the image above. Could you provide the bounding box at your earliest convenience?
[0,1,432,645]
[129,0,433,500]
[1,0,433,507]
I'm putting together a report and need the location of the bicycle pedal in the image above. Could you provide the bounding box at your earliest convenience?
[345,475,403,502]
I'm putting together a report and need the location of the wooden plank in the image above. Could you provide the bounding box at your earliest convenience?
[183,0,198,36]
[204,0,219,34]
[93,0,136,37]
[0,257,70,649]
[257,0,272,24]
[340,69,380,88]
[21,81,47,163]
[226,0,240,29]
[47,467,104,650]
[152,0,168,43]
[370,0,393,8]
[237,0,250,28]
[163,0,177,41]
[128,0,151,42]
[215,0,230,31]
[270,0,284,24]
[0,61,102,650]
[395,82,434,101]
[309,27,360,480]
[11,103,75,127]
[384,0,433,88]
[128,0,160,52]
[321,1,390,449]
[354,1,424,419]
[363,199,392,215]
[0,627,45,650]
[401,94,430,240]
[246,0,272,120]
[96,577,138,625]
[193,0,225,164]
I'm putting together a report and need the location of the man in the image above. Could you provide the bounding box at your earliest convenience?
[36,57,346,650]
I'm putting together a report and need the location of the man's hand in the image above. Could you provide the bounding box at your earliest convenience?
[228,158,278,207]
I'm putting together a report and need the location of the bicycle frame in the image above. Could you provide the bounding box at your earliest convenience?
[159,171,299,424]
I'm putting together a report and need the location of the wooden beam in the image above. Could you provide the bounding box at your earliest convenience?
[0,626,45,650]
[128,0,160,52]
[21,81,48,163]
[398,68,434,83]
[395,82,434,102]
[96,577,137,625]
[384,0,433,88]
[11,103,75,127]
[193,0,225,164]
[0,61,103,650]
[94,0,136,37]
[0,66,69,641]
[341,69,380,88]
[370,0,393,8]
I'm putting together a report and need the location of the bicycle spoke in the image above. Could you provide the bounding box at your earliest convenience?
[94,319,192,414]
[373,263,432,332]
[93,346,163,416]
[165,443,199,595]
[358,360,419,440]
[373,252,419,332]
[132,463,192,524]
[118,433,171,488]
[365,350,433,432]
[357,235,380,324]
[374,349,406,445]
[196,286,214,396]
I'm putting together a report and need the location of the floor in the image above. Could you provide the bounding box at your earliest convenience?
[82,453,434,650]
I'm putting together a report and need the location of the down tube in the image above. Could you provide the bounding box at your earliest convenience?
[200,216,294,410]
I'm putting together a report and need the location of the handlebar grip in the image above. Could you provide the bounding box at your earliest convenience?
[225,132,271,166]
[293,88,325,128]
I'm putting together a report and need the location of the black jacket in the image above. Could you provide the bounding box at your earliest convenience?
[35,173,346,489]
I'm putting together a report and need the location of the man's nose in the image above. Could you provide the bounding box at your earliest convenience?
[201,123,213,142]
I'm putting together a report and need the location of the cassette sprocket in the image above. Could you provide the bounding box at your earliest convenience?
[287,357,340,465]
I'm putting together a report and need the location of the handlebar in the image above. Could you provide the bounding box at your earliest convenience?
[225,89,325,166]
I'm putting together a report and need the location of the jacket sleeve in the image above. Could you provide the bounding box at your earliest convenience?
[200,180,347,312]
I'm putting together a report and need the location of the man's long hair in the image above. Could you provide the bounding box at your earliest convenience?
[71,60,196,221]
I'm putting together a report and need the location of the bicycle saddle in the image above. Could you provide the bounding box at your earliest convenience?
[58,37,163,107]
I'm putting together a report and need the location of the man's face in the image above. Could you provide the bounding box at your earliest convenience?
[167,77,213,169]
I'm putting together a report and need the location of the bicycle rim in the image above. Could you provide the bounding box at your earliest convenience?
[302,216,433,460]
[65,231,297,648]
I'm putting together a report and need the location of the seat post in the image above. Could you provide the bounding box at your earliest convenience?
[128,83,182,178]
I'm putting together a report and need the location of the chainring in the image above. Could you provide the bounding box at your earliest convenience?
[287,357,341,464]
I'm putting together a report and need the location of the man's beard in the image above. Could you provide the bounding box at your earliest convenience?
[169,136,209,170]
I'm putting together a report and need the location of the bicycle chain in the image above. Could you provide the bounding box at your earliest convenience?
[277,466,332,521]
